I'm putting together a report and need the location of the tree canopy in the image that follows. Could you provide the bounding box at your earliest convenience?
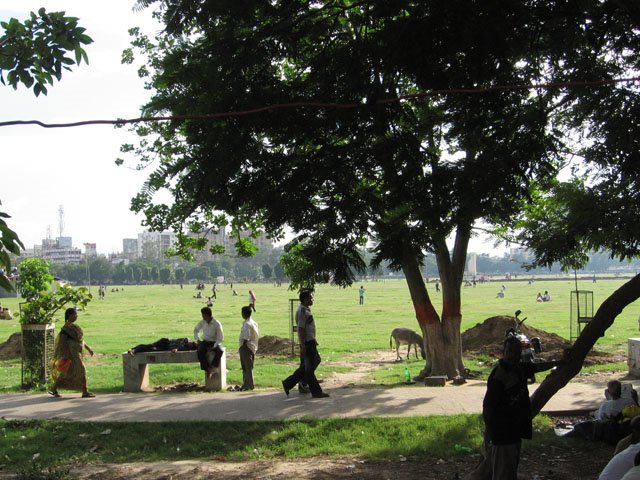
[124,0,639,379]
[0,7,92,96]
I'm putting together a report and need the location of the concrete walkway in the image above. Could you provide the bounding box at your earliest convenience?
[0,380,606,422]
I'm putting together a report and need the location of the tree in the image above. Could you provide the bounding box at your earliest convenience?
[186,266,209,282]
[174,267,185,284]
[125,1,636,379]
[159,267,171,284]
[150,265,160,283]
[0,204,24,291]
[261,264,273,281]
[16,258,53,302]
[0,8,92,96]
[88,257,113,284]
[273,262,285,283]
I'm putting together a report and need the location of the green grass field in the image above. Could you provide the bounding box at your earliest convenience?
[0,277,638,392]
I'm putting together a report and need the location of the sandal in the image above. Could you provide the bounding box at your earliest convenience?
[82,392,96,398]
[47,390,61,398]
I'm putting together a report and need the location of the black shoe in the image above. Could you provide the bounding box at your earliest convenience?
[312,392,330,398]
[282,380,290,397]
[298,385,311,394]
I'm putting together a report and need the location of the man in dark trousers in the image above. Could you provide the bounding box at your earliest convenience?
[482,335,565,479]
[281,289,329,399]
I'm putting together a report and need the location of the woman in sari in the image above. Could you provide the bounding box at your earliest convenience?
[48,307,95,398]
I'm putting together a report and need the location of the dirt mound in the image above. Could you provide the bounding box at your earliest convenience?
[257,335,292,356]
[0,332,21,360]
[462,316,570,354]
[462,316,622,366]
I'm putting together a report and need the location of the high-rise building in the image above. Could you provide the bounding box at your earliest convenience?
[137,231,177,260]
[122,238,138,259]
[188,228,229,263]
[84,243,98,257]
[237,229,273,252]
[38,237,82,264]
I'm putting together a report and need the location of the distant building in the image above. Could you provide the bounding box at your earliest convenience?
[84,243,97,257]
[137,231,177,260]
[122,238,138,260]
[467,252,477,277]
[236,230,273,252]
[58,236,73,249]
[188,228,229,264]
[39,237,82,264]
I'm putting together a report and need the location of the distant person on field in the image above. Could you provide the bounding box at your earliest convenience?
[282,289,329,399]
[536,292,543,302]
[48,307,95,399]
[127,337,196,355]
[482,336,565,479]
[248,289,257,312]
[238,305,259,391]
[194,306,224,379]
[359,285,365,305]
[435,280,440,292]
[541,291,551,302]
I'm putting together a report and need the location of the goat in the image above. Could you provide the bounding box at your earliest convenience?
[390,328,426,360]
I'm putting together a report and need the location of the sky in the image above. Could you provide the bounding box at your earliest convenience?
[0,2,506,257]
[1,1,160,255]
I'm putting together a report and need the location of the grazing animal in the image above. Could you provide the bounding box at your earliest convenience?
[390,328,426,360]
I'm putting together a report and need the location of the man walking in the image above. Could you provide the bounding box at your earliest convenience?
[282,289,329,399]
[194,307,224,378]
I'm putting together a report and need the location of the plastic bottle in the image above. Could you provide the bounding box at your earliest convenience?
[454,444,473,453]
[404,367,411,382]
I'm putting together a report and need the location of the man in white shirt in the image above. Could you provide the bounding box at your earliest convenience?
[621,451,640,480]
[194,307,224,378]
[598,381,637,422]
[238,305,259,391]
[599,444,640,480]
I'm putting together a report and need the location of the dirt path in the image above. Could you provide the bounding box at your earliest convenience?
[61,445,614,480]
[320,349,408,387]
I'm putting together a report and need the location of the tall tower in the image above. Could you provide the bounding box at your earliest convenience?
[58,205,65,238]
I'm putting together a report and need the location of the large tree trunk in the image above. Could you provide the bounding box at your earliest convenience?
[465,274,640,480]
[402,250,441,378]
[402,228,470,380]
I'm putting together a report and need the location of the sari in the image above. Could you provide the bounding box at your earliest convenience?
[51,322,87,390]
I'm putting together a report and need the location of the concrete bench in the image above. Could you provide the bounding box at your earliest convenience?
[122,350,226,392]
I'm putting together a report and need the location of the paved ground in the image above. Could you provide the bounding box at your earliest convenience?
[0,379,606,422]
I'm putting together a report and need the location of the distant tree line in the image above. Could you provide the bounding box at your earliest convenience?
[45,246,288,285]
[8,248,635,287]
[475,250,640,277]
